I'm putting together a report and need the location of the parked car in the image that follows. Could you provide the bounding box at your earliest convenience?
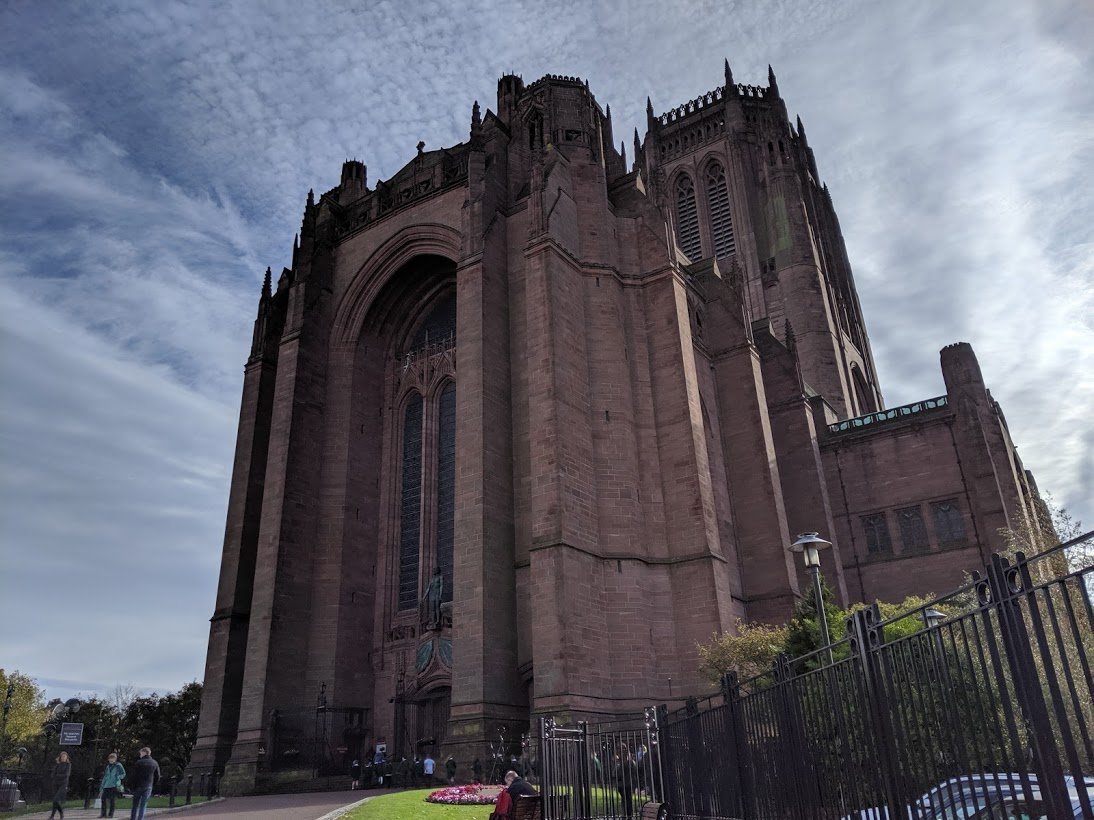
[843,773,1094,819]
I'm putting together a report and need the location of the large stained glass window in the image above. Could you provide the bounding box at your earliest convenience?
[410,294,457,352]
[436,383,456,604]
[398,394,423,611]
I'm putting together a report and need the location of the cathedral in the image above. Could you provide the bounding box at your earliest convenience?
[190,63,1045,792]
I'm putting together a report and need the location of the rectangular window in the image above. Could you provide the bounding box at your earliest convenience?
[897,506,930,551]
[931,499,966,546]
[862,513,891,555]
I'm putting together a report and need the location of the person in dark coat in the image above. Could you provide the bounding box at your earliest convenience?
[49,751,71,820]
[445,755,457,784]
[504,770,537,798]
[614,750,638,819]
[127,747,160,820]
[350,759,361,790]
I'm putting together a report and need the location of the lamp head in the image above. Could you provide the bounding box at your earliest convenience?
[923,607,946,629]
[790,532,832,568]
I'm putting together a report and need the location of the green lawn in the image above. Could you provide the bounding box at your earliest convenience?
[344,788,494,820]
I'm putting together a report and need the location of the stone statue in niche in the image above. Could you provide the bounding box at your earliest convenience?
[421,567,443,631]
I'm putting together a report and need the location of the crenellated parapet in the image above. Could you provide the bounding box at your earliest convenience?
[658,85,727,125]
[526,73,586,90]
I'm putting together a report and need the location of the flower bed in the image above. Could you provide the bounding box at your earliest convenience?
[425,783,503,805]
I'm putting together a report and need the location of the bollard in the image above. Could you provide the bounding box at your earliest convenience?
[186,773,193,804]
[198,772,207,799]
[84,777,95,809]
[210,770,219,798]
[169,777,176,807]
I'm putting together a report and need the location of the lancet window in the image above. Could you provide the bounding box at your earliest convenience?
[398,395,424,611]
[705,161,736,258]
[675,175,702,263]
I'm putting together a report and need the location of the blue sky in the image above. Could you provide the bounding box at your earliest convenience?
[1,0,1091,701]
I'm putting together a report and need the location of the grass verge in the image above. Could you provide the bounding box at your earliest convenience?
[342,788,494,820]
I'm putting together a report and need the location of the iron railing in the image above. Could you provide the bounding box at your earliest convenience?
[540,710,666,820]
[542,531,1094,819]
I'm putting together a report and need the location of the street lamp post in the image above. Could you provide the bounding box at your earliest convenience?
[790,532,834,664]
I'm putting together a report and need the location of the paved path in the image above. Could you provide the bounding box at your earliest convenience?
[18,789,392,820]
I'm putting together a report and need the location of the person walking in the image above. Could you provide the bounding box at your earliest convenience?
[350,759,361,790]
[445,755,457,784]
[48,751,71,820]
[614,748,638,819]
[423,753,435,784]
[99,752,126,818]
[127,747,160,820]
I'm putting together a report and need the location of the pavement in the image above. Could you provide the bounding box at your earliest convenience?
[16,789,395,820]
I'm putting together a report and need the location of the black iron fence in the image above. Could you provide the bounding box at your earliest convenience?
[542,531,1094,819]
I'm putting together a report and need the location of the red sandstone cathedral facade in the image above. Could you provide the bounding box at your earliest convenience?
[191,64,1045,791]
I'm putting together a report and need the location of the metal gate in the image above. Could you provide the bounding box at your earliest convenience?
[540,708,667,820]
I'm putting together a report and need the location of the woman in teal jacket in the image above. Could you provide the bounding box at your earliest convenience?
[99,752,126,819]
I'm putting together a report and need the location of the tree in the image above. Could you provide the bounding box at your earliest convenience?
[0,669,48,763]
[783,576,846,670]
[697,620,788,687]
[122,682,202,780]
[998,493,1086,580]
[697,594,956,685]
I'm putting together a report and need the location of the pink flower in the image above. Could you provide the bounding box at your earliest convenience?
[425,784,505,805]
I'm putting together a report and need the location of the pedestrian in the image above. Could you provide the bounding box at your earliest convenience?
[472,757,483,784]
[99,751,126,818]
[48,751,71,820]
[614,748,637,819]
[350,759,361,790]
[373,744,386,786]
[127,747,160,820]
[397,756,409,788]
[423,752,435,784]
[445,755,457,784]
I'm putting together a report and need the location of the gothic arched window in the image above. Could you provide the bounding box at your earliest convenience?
[675,175,702,263]
[706,162,736,258]
[398,393,424,611]
[392,288,457,617]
